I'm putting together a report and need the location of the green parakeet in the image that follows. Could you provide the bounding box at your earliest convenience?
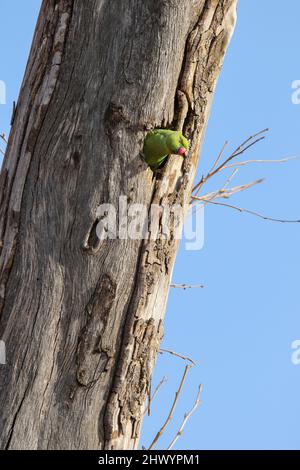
[143,129,189,170]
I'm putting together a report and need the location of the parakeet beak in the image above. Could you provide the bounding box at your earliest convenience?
[177,147,187,157]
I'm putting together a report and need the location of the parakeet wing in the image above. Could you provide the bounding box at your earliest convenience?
[143,130,171,169]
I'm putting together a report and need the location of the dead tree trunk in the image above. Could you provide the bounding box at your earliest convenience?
[0,0,237,450]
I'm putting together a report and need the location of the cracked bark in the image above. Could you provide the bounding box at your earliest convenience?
[0,0,237,450]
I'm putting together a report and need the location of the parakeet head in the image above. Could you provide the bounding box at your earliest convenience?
[177,147,187,157]
[166,132,189,157]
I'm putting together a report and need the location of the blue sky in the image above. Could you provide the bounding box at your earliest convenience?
[1,0,300,450]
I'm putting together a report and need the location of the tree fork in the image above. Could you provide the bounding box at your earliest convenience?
[0,0,237,450]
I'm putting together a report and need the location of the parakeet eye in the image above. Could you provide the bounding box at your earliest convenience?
[177,147,187,157]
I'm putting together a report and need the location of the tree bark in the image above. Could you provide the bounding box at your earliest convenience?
[0,0,237,450]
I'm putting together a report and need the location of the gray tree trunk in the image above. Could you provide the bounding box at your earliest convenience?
[0,0,237,450]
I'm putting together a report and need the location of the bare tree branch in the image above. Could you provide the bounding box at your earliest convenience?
[170,283,204,290]
[208,141,229,175]
[148,364,192,450]
[229,128,269,159]
[144,376,168,417]
[167,384,203,450]
[189,130,300,224]
[223,155,300,170]
[192,178,265,205]
[193,141,229,196]
[0,133,7,157]
[192,128,269,194]
[159,348,196,366]
[0,133,7,144]
[197,199,300,223]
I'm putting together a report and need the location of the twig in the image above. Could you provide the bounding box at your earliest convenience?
[222,168,239,189]
[193,141,229,196]
[148,364,192,450]
[206,136,266,181]
[147,378,152,417]
[198,199,300,223]
[0,134,7,156]
[208,141,229,174]
[190,135,300,223]
[159,348,196,366]
[192,178,264,204]
[170,283,204,290]
[229,136,267,161]
[223,155,300,170]
[192,129,269,194]
[0,133,7,144]
[144,376,168,417]
[229,128,269,158]
[167,384,203,450]
[194,169,240,209]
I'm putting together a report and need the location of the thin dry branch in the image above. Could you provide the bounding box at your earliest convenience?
[223,155,300,170]
[0,133,7,157]
[0,133,7,144]
[229,128,269,159]
[190,129,300,224]
[192,128,269,194]
[222,168,239,189]
[194,141,229,196]
[192,178,265,204]
[144,376,168,417]
[167,384,203,450]
[200,199,300,223]
[170,283,204,290]
[209,135,266,179]
[148,364,192,450]
[159,348,196,366]
[228,134,268,161]
[208,141,229,175]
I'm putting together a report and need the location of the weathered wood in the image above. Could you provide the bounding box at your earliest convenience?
[0,0,237,449]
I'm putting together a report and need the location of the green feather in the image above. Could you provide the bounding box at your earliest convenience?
[143,129,189,170]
